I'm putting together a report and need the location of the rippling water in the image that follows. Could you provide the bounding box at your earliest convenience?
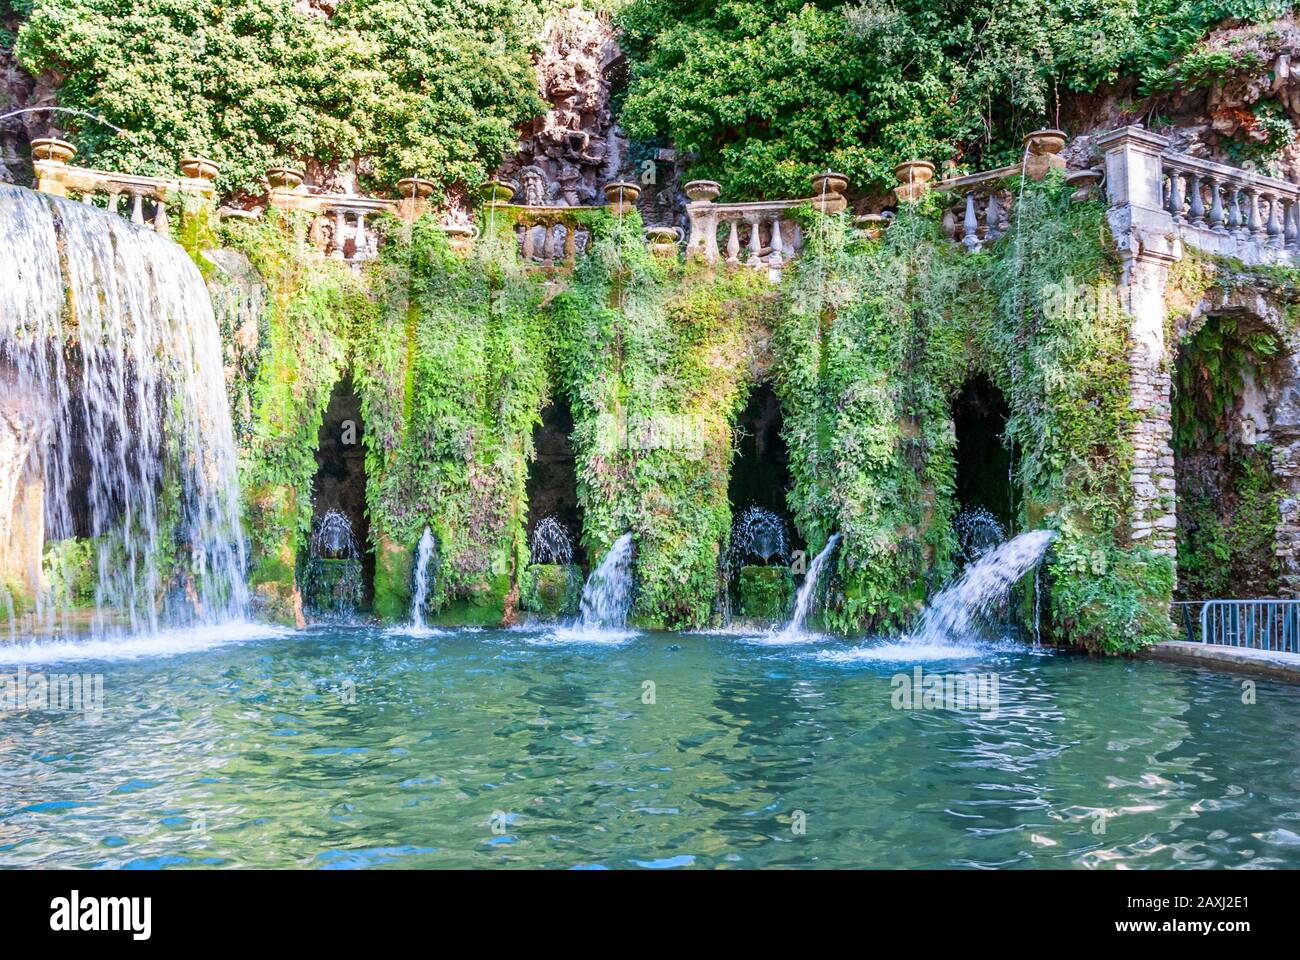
[2,625,1298,869]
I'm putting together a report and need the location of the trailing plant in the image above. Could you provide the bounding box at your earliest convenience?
[355,213,549,620]
[550,209,775,627]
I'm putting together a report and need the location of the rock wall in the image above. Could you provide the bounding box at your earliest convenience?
[497,7,625,207]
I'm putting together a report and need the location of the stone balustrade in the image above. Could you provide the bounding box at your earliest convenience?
[265,168,398,266]
[684,173,848,271]
[30,138,215,233]
[934,167,1017,251]
[1159,151,1300,263]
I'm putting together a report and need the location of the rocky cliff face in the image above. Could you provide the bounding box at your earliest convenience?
[0,14,58,185]
[1062,17,1300,179]
[497,7,625,207]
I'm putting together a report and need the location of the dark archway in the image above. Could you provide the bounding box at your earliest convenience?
[952,375,1013,532]
[1173,315,1282,600]
[729,382,794,525]
[526,394,585,567]
[727,382,799,620]
[307,374,373,612]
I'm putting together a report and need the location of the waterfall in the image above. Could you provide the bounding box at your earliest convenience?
[529,515,573,565]
[909,529,1054,647]
[775,533,840,639]
[410,527,435,630]
[575,532,634,629]
[0,184,247,638]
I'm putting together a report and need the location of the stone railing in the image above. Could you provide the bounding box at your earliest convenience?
[264,167,402,265]
[483,179,648,269]
[30,138,215,233]
[927,131,1099,252]
[683,172,848,271]
[1159,151,1300,261]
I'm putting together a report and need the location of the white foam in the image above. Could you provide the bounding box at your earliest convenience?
[0,621,292,665]
[528,624,638,646]
[813,641,989,664]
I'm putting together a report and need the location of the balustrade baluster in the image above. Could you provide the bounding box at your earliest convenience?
[107,191,121,219]
[1286,197,1300,252]
[153,197,168,233]
[962,193,979,251]
[1188,173,1205,226]
[333,209,346,259]
[985,194,1001,239]
[1166,171,1185,221]
[1228,186,1243,236]
[1207,177,1225,232]
[1248,189,1264,240]
[130,191,144,225]
[769,215,784,266]
[1267,194,1284,247]
[521,223,535,262]
[746,216,762,266]
[726,221,740,264]
[564,225,577,266]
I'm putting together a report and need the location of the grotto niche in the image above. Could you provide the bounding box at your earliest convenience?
[952,374,1013,542]
[524,394,585,618]
[728,381,798,622]
[303,375,372,617]
[1173,314,1285,601]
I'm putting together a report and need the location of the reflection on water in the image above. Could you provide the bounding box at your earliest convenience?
[1,625,1298,869]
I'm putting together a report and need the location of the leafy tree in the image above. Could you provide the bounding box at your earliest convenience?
[616,0,1289,197]
[12,0,543,196]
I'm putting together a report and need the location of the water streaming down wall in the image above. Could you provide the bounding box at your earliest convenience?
[776,532,840,638]
[409,527,436,630]
[909,529,1054,646]
[575,532,634,629]
[0,184,248,638]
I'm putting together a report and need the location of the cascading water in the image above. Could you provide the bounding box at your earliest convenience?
[574,532,634,630]
[529,515,573,565]
[952,506,1006,564]
[409,527,435,631]
[301,510,362,619]
[729,506,789,567]
[0,184,247,639]
[908,529,1054,647]
[774,533,840,639]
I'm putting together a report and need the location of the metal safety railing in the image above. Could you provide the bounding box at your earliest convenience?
[1196,599,1300,653]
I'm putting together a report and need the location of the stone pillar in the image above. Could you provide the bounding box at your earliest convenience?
[1097,126,1181,558]
[0,387,48,601]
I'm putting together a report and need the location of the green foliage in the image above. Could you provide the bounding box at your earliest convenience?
[617,0,1289,197]
[221,210,361,586]
[357,214,549,613]
[774,203,964,632]
[550,210,774,627]
[737,565,793,620]
[1173,316,1283,599]
[13,0,542,197]
[774,175,1173,649]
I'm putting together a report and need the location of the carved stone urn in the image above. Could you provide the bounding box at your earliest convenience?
[481,179,516,204]
[397,177,436,199]
[266,167,304,191]
[30,138,76,164]
[1023,129,1068,180]
[444,223,479,254]
[684,179,721,203]
[646,225,682,257]
[811,170,849,213]
[180,156,219,181]
[893,160,935,202]
[1065,167,1103,202]
[855,213,890,240]
[603,180,641,213]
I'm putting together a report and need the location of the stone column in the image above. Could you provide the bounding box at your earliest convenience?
[1096,126,1181,559]
[0,388,48,602]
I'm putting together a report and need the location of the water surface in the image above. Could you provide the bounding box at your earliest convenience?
[2,625,1298,869]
